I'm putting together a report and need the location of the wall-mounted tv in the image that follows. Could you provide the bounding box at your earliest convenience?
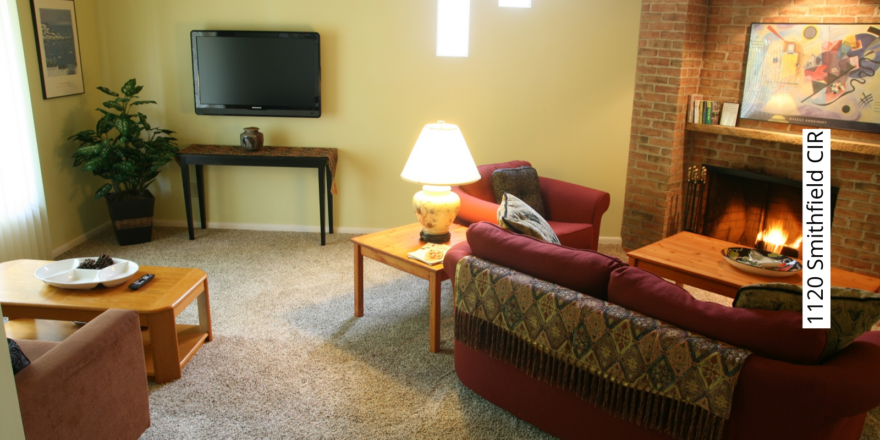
[191,30,321,118]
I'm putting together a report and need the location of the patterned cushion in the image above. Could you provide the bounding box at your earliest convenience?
[491,166,545,217]
[734,283,880,361]
[497,193,560,244]
[7,338,30,374]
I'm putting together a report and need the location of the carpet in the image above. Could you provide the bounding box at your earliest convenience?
[55,227,880,440]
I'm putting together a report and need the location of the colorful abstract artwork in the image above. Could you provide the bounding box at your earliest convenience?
[741,24,880,133]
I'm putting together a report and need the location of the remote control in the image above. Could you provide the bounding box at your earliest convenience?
[128,274,155,290]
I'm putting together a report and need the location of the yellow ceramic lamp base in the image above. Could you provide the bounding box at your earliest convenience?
[412,185,459,243]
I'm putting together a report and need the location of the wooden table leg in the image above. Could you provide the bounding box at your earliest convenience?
[354,244,364,317]
[195,164,206,229]
[180,161,195,240]
[318,165,326,246]
[429,273,442,353]
[148,310,181,383]
[326,163,333,234]
[198,280,213,342]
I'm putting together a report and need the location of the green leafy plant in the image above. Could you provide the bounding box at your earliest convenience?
[70,79,178,200]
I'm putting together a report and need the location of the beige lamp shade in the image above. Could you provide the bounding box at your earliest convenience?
[400,121,480,186]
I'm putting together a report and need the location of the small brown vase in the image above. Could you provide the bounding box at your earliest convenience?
[240,127,264,151]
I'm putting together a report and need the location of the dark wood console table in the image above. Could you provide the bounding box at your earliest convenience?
[176,145,338,245]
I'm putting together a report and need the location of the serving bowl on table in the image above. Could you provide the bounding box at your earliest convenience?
[34,258,139,289]
[721,247,802,278]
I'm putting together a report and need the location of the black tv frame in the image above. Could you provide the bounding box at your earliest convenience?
[191,30,321,118]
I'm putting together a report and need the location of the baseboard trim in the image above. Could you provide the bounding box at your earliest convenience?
[598,236,622,245]
[52,221,111,258]
[152,220,623,242]
[152,220,383,235]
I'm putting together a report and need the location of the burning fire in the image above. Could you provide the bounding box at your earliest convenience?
[756,222,802,254]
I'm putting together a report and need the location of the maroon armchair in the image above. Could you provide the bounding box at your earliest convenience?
[452,160,610,250]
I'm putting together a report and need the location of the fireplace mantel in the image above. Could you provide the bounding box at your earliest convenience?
[686,123,880,157]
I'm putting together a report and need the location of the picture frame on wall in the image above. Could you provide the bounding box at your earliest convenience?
[740,23,880,133]
[720,102,739,127]
[30,0,84,99]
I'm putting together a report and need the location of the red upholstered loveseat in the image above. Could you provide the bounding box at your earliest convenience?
[452,160,610,250]
[444,222,880,440]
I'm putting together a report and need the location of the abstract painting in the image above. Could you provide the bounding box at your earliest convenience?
[30,0,84,99]
[741,23,880,133]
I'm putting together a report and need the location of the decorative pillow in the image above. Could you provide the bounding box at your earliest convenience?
[497,193,560,245]
[734,283,880,361]
[464,221,624,300]
[7,338,30,375]
[491,166,545,217]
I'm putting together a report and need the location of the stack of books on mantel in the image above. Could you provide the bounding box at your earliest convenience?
[688,94,721,125]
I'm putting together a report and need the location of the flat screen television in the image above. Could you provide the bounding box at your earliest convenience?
[191,30,321,118]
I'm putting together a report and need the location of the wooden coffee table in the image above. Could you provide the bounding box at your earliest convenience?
[627,232,880,297]
[0,260,212,383]
[352,223,468,353]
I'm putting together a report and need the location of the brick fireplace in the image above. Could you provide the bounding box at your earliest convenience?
[623,0,880,276]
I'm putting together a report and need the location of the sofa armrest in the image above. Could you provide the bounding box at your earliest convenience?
[817,331,880,417]
[453,186,499,225]
[14,309,150,440]
[539,177,610,237]
[444,241,473,287]
[733,331,880,424]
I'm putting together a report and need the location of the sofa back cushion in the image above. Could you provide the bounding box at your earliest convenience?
[735,283,880,362]
[466,221,623,300]
[607,265,827,365]
[459,160,531,203]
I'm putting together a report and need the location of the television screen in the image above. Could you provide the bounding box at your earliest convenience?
[191,31,321,117]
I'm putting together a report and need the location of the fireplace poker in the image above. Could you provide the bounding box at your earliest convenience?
[690,167,707,234]
[683,166,696,232]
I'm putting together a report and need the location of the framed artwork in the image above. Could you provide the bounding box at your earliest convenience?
[30,0,84,99]
[740,23,880,133]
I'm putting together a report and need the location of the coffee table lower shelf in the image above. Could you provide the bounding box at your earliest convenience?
[5,319,210,382]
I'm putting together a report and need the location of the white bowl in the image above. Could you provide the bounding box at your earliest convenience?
[35,258,139,289]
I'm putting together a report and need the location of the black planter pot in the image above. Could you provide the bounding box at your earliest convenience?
[105,190,155,246]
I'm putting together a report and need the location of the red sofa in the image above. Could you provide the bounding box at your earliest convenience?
[444,222,880,440]
[452,160,610,250]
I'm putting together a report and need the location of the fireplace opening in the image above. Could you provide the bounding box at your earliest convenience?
[690,165,838,258]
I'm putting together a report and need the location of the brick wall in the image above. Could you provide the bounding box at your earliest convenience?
[623,0,880,276]
[691,0,880,275]
[622,0,709,250]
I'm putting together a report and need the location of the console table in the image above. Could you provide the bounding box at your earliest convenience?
[176,145,338,245]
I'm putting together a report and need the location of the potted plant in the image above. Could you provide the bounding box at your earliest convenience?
[69,79,178,245]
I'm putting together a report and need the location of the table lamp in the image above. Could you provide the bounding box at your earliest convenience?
[401,121,480,243]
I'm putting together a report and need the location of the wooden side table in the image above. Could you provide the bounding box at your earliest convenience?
[627,232,880,297]
[351,223,468,352]
[0,260,212,383]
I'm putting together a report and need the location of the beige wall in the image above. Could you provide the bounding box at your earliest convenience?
[21,0,640,244]
[16,0,109,253]
[85,0,640,237]
[0,303,26,440]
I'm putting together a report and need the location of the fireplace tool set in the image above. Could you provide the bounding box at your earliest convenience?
[682,165,707,234]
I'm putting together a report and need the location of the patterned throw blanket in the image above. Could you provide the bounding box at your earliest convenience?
[454,257,751,440]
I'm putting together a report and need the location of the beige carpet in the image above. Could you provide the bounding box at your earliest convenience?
[56,227,879,439]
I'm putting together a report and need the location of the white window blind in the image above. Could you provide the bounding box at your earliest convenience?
[0,0,51,262]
